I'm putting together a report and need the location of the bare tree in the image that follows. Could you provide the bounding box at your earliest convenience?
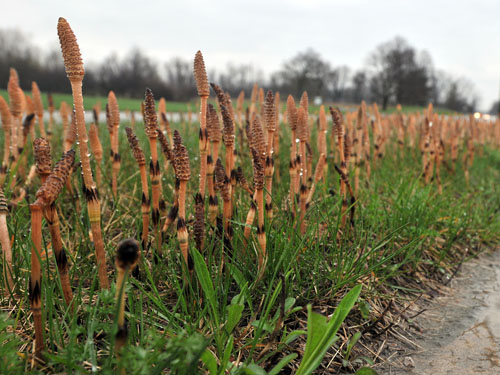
[367,36,432,109]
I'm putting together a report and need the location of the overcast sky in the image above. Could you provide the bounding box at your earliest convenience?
[3,0,499,110]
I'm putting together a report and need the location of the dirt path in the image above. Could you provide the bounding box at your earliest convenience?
[379,250,500,374]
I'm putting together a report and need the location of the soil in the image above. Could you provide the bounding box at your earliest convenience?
[376,249,500,374]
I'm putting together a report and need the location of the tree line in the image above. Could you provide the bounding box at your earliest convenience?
[0,29,481,112]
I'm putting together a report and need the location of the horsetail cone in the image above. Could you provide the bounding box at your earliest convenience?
[126,127,145,166]
[57,18,85,81]
[89,123,103,160]
[264,91,276,133]
[144,89,158,138]
[116,238,140,271]
[194,51,210,97]
[36,150,75,207]
[33,138,52,181]
[251,115,266,162]
[220,104,234,148]
[207,104,222,143]
[297,107,308,143]
[115,238,139,357]
[173,130,190,182]
[330,107,345,139]
[299,91,309,113]
[157,129,174,164]
[8,69,23,118]
[215,158,230,203]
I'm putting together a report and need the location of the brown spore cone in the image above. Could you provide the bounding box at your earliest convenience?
[36,150,75,206]
[116,238,140,270]
[264,90,276,132]
[206,104,221,143]
[194,51,209,97]
[33,138,52,176]
[125,127,145,165]
[143,88,158,138]
[173,130,190,181]
[57,17,85,79]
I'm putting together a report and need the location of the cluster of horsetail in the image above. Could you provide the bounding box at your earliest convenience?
[0,17,498,371]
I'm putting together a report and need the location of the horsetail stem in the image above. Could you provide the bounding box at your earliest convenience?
[126,127,150,251]
[57,17,109,289]
[173,130,191,271]
[143,88,162,256]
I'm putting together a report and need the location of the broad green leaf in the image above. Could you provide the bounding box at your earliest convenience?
[225,303,244,335]
[243,363,267,375]
[201,349,217,375]
[192,249,219,327]
[296,284,362,375]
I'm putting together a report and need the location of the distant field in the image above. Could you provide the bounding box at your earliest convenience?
[0,89,193,113]
[0,89,455,115]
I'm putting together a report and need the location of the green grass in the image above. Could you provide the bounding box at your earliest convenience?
[0,113,498,374]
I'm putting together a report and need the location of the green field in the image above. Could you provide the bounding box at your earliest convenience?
[0,89,194,113]
[0,89,457,116]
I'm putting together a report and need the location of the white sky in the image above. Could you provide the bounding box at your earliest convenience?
[3,0,499,110]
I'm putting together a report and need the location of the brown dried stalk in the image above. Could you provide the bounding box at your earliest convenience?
[57,17,109,289]
[125,127,149,250]
[32,82,46,138]
[207,104,221,225]
[193,51,209,251]
[173,130,191,270]
[114,239,139,363]
[0,97,12,184]
[143,88,162,257]
[108,91,121,197]
[88,123,103,188]
[0,189,13,293]
[264,91,276,219]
